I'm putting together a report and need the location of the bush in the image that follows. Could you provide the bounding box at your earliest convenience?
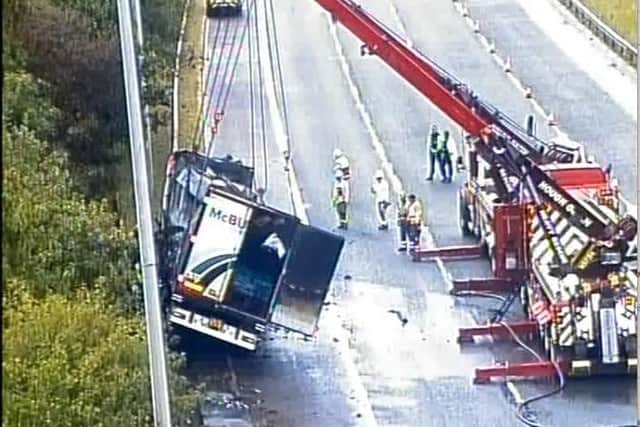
[3,284,200,427]
[2,125,138,309]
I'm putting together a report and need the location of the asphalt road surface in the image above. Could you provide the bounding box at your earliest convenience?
[184,1,637,426]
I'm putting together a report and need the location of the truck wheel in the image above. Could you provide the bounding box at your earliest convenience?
[541,325,552,357]
[167,329,182,351]
[488,244,497,274]
[519,285,529,317]
[457,191,473,237]
[624,335,637,358]
[574,340,588,359]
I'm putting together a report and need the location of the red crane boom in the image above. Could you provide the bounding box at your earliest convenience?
[316,0,490,136]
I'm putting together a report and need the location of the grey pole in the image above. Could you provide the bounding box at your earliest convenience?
[130,0,155,199]
[116,0,172,425]
[636,2,639,421]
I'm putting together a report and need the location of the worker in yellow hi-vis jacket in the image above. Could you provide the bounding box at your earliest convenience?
[406,193,424,249]
[332,170,349,230]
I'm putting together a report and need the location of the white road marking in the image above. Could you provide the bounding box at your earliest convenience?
[517,0,636,119]
[506,381,524,405]
[331,2,455,288]
[257,5,378,425]
[451,1,571,141]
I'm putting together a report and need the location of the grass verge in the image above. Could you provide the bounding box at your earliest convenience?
[582,0,637,43]
[178,0,206,151]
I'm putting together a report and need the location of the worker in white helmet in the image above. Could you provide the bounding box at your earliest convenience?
[332,169,349,229]
[370,169,390,230]
[406,193,424,250]
[333,166,350,203]
[333,149,351,181]
[396,192,409,251]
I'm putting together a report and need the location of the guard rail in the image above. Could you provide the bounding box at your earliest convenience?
[557,0,637,66]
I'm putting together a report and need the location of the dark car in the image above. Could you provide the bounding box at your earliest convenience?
[206,0,242,18]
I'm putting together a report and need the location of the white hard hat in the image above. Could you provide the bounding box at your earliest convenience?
[375,169,384,179]
[333,148,343,159]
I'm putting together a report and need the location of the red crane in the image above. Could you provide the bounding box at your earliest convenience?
[312,0,637,383]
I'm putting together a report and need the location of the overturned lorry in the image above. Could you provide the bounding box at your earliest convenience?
[157,150,344,350]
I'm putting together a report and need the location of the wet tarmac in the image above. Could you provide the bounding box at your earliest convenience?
[183,1,637,425]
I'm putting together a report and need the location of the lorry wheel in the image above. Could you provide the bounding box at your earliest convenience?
[624,335,637,358]
[457,192,473,237]
[488,244,497,274]
[574,340,588,359]
[519,285,529,317]
[168,332,182,351]
[544,334,552,360]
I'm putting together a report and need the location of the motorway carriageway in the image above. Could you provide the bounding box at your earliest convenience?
[186,0,637,426]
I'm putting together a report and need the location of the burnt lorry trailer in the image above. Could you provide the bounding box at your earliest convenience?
[158,150,345,350]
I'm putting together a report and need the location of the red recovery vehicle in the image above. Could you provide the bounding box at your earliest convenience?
[312,0,638,382]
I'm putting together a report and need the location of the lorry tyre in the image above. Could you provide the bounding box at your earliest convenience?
[487,243,496,274]
[457,191,473,237]
[574,340,588,359]
[624,335,637,358]
[167,327,182,351]
[541,325,552,356]
[520,285,529,317]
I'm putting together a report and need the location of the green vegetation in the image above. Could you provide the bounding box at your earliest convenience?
[583,0,637,43]
[178,0,207,150]
[2,0,203,424]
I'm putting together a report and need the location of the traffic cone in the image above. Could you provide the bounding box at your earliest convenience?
[503,57,512,73]
[524,87,533,99]
[461,5,469,17]
[473,20,480,33]
[487,40,496,54]
[547,112,557,126]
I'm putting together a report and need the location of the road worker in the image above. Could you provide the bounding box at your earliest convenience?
[425,125,440,181]
[438,130,453,183]
[332,172,349,229]
[406,193,424,249]
[333,166,350,205]
[334,149,351,202]
[333,149,351,180]
[397,192,409,251]
[370,169,390,230]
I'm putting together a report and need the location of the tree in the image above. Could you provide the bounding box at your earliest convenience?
[2,283,200,427]
[2,124,138,310]
[3,69,61,142]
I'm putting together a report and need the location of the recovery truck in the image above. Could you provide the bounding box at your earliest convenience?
[310,0,638,380]
[158,150,344,350]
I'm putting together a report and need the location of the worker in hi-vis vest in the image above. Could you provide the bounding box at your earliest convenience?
[370,169,390,230]
[397,192,409,252]
[406,193,424,249]
[332,170,349,230]
[425,124,440,181]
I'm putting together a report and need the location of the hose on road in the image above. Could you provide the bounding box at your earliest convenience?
[499,320,565,427]
[452,287,565,427]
